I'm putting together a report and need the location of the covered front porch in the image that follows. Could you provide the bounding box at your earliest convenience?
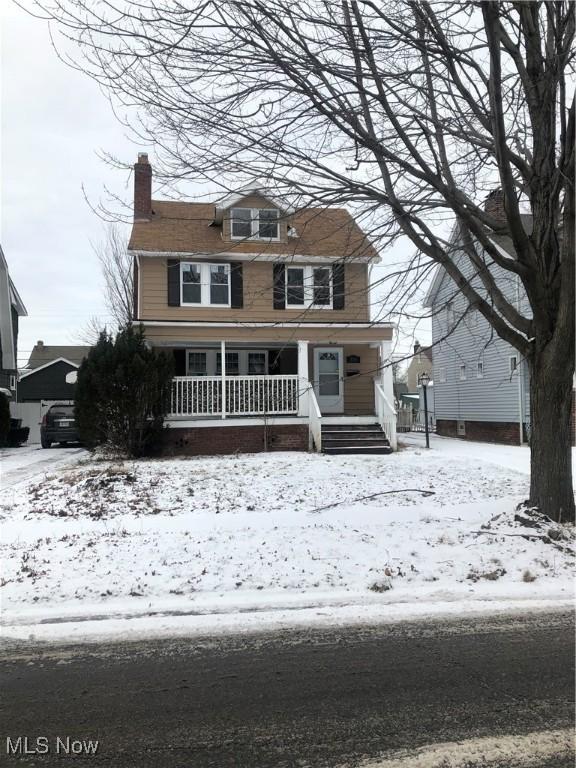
[162,339,397,451]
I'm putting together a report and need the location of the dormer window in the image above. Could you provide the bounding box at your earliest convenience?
[230,207,279,240]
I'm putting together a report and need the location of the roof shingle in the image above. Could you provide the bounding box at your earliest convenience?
[128,200,379,261]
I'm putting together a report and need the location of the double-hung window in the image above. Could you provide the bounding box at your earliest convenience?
[286,266,332,309]
[181,263,230,307]
[230,208,279,240]
[187,349,269,376]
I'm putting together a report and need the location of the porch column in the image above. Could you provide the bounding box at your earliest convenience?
[221,340,226,419]
[380,340,394,405]
[297,340,309,417]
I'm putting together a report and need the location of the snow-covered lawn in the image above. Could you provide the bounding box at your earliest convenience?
[1,444,86,489]
[1,435,573,640]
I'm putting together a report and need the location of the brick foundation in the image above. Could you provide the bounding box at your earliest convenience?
[436,419,523,445]
[438,389,576,447]
[162,424,309,456]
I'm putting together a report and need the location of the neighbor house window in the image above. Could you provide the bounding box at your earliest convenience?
[459,364,467,381]
[9,374,16,390]
[446,301,456,331]
[438,367,446,383]
[181,263,230,307]
[509,355,518,376]
[230,208,279,240]
[286,266,333,308]
[476,360,484,378]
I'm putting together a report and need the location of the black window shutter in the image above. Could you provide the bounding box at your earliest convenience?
[333,263,345,310]
[167,259,180,306]
[173,349,186,376]
[230,262,243,309]
[273,264,286,309]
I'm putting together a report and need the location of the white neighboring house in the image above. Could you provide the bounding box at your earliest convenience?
[0,245,27,400]
[424,189,575,447]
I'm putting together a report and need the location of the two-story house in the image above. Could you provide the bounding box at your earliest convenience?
[423,189,575,446]
[0,245,27,399]
[405,342,432,392]
[128,154,397,455]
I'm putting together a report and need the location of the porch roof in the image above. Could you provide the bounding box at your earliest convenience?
[143,321,393,346]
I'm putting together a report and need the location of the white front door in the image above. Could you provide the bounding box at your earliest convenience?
[313,347,344,413]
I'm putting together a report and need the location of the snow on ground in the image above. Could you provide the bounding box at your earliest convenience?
[1,444,86,489]
[1,436,574,641]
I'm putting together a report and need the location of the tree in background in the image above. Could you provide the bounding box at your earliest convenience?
[75,325,173,457]
[27,1,574,520]
[93,225,133,330]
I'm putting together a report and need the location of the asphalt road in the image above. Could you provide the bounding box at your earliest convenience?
[1,610,574,767]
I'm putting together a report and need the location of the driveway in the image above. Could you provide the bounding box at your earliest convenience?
[0,444,86,489]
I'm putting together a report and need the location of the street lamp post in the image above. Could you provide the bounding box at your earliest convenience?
[419,372,430,449]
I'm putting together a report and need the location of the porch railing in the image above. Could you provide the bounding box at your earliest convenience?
[307,385,322,452]
[374,380,398,450]
[169,375,299,418]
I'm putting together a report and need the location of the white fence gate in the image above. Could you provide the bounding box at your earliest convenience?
[10,400,73,445]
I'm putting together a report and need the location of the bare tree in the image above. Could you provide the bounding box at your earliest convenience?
[92,224,133,329]
[73,314,107,346]
[25,1,575,521]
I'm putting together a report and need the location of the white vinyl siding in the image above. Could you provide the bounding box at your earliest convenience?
[431,253,530,425]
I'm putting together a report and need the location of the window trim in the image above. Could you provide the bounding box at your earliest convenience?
[459,364,467,381]
[180,262,231,307]
[476,360,484,379]
[509,355,518,376]
[285,265,333,310]
[229,207,281,242]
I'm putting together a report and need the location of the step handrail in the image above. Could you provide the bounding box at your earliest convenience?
[308,385,322,452]
[374,380,397,450]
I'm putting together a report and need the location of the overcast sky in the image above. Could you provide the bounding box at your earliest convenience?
[1,3,431,368]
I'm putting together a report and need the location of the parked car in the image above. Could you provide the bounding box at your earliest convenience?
[8,418,29,447]
[40,405,80,448]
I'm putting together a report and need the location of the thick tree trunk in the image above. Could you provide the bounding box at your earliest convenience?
[529,344,575,523]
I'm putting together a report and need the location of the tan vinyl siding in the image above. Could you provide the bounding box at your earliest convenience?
[342,344,377,415]
[144,325,391,346]
[139,257,370,323]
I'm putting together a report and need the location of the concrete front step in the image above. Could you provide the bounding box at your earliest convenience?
[321,423,391,454]
[323,437,391,446]
[321,424,381,431]
[323,445,393,455]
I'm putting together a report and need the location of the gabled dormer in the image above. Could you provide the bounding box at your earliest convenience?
[212,189,296,244]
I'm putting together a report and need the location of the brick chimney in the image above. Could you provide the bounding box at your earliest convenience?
[134,153,152,221]
[484,188,506,221]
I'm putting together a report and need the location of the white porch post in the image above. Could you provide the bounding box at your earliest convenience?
[380,340,394,404]
[221,340,226,419]
[297,340,309,417]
